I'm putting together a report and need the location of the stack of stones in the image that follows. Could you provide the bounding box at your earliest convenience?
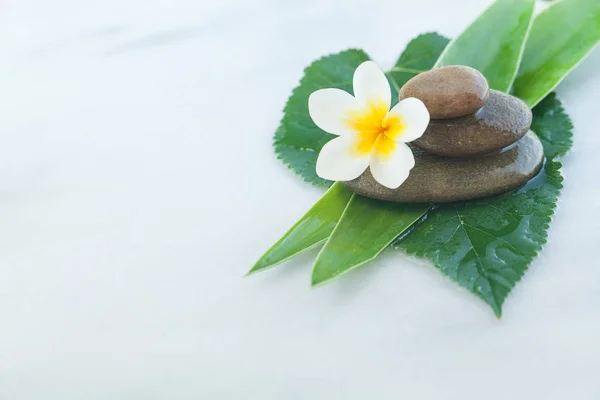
[344,65,544,203]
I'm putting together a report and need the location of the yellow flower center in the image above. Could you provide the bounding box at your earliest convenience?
[346,99,405,158]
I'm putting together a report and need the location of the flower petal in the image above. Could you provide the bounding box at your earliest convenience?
[370,142,415,189]
[386,97,430,142]
[308,88,359,135]
[316,135,370,182]
[353,61,391,110]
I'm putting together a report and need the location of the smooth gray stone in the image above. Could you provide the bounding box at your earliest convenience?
[412,90,532,157]
[399,65,489,119]
[343,131,544,203]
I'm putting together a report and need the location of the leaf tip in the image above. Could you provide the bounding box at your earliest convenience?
[243,265,260,278]
[310,273,325,288]
[245,257,272,277]
[310,265,335,288]
[488,299,503,318]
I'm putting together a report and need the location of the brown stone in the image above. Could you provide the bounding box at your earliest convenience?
[412,90,532,157]
[399,65,489,119]
[342,131,544,203]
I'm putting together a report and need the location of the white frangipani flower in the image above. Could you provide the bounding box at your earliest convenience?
[308,61,430,189]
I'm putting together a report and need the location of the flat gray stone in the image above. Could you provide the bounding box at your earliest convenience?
[412,90,532,157]
[343,131,544,203]
[399,65,489,119]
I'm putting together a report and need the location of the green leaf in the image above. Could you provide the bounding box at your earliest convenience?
[274,125,327,187]
[435,0,535,92]
[312,196,430,286]
[513,0,600,108]
[530,93,574,159]
[393,33,451,70]
[394,95,572,316]
[247,182,353,275]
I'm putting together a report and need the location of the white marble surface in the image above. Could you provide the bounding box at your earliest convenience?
[0,0,599,398]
